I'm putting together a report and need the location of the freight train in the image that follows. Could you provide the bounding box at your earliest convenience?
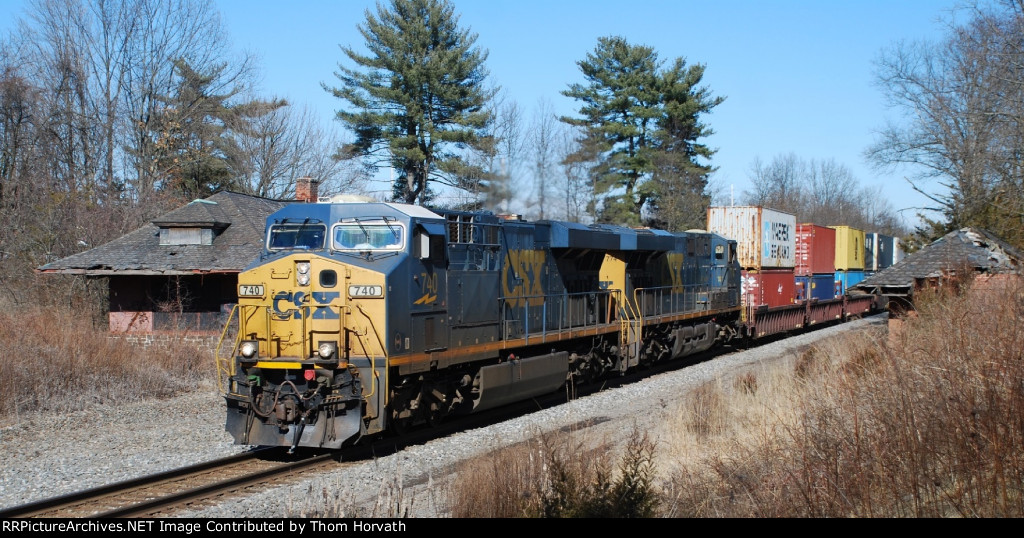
[215,200,885,450]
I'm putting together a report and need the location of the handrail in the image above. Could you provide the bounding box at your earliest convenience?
[354,303,387,415]
[214,304,241,394]
[615,289,640,363]
[497,289,617,340]
[632,283,717,319]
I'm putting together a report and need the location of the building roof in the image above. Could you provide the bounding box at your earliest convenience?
[37,191,288,276]
[855,227,1023,296]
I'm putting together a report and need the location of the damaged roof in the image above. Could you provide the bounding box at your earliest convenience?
[855,227,1023,295]
[37,191,288,276]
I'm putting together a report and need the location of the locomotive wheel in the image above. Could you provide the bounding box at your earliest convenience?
[425,404,443,428]
[390,415,413,436]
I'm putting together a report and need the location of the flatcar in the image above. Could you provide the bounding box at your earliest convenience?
[215,199,753,450]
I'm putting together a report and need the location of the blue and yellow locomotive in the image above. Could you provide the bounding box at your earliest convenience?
[217,198,742,450]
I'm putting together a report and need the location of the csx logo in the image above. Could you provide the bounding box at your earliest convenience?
[666,253,686,290]
[503,249,545,307]
[273,291,340,319]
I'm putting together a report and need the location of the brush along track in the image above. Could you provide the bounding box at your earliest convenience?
[0,448,348,518]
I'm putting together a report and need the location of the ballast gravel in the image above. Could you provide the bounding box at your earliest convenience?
[0,315,886,518]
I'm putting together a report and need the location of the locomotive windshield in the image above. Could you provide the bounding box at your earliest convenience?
[267,223,327,250]
[332,221,404,251]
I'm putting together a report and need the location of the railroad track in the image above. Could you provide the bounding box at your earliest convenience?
[0,448,343,518]
[0,416,467,519]
[0,399,582,519]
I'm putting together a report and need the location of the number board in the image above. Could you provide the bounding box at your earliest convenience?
[349,285,383,298]
[238,284,264,297]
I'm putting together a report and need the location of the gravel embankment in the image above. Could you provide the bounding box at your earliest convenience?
[0,315,886,517]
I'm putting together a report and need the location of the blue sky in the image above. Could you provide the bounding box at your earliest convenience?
[1,1,962,228]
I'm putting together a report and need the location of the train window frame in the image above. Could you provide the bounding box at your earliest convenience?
[331,220,406,252]
[267,223,327,251]
[415,227,446,264]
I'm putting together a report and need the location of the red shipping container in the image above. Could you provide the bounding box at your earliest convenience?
[795,224,836,276]
[741,269,796,308]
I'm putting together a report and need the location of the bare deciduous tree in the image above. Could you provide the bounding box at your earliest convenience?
[233,102,365,199]
[868,0,1024,247]
[559,125,599,223]
[529,98,559,220]
[743,153,906,236]
[0,0,347,308]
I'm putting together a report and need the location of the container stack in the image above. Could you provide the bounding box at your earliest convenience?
[707,206,796,308]
[865,232,904,275]
[795,223,837,301]
[830,225,866,294]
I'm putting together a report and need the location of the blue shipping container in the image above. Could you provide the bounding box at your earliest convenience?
[834,270,865,295]
[810,273,838,300]
[798,274,839,301]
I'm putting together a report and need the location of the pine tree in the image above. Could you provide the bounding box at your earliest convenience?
[325,0,494,205]
[150,60,284,201]
[562,36,722,229]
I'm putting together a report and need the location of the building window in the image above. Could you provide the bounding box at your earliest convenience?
[160,227,214,246]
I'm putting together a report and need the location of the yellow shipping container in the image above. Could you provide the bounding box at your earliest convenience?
[829,225,865,270]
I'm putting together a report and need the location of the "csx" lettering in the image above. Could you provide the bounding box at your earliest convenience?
[502,250,545,308]
[666,253,686,291]
[272,291,341,319]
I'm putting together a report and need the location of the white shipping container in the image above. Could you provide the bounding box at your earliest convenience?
[707,206,797,269]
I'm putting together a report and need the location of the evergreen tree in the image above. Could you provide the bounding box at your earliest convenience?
[326,0,494,205]
[647,59,723,231]
[150,60,284,200]
[562,36,722,229]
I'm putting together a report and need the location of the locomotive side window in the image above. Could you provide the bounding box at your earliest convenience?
[268,223,326,250]
[332,222,405,251]
[415,229,446,263]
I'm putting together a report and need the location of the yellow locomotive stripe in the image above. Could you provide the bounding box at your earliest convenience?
[256,361,303,369]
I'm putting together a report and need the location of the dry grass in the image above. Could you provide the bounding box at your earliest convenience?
[443,425,658,518]
[444,277,1024,518]
[0,305,214,421]
[664,277,1024,517]
[294,466,436,518]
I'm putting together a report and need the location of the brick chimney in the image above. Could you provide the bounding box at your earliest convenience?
[295,176,320,203]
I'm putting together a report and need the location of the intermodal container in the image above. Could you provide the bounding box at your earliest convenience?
[830,225,865,270]
[795,223,836,276]
[834,270,865,295]
[797,273,838,300]
[865,233,902,271]
[797,274,837,302]
[707,206,796,270]
[741,269,796,308]
[795,275,808,302]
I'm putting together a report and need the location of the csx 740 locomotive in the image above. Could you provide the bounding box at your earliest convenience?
[216,199,743,450]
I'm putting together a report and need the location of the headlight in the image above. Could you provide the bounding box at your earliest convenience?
[240,341,258,358]
[297,262,310,274]
[317,341,337,359]
[297,272,310,286]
